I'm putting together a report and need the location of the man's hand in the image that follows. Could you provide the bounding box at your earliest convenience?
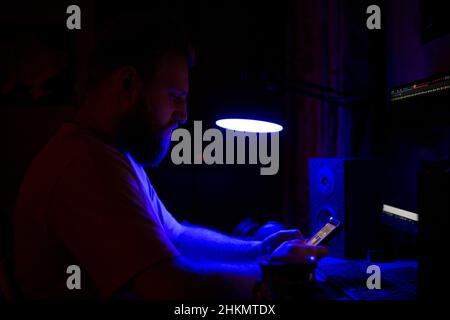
[260,229,303,255]
[269,239,328,263]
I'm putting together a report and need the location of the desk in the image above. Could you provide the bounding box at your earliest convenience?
[314,257,418,300]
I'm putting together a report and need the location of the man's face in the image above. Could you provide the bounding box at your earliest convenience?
[119,52,189,167]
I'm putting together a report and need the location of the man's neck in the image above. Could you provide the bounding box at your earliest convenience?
[75,105,120,147]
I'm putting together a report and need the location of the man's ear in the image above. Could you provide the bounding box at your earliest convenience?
[115,66,141,110]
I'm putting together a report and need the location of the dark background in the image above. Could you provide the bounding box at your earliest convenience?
[1,0,450,250]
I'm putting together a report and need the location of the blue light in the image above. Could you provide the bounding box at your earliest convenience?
[216,118,283,133]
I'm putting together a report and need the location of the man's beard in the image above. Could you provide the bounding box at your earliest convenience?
[117,102,171,168]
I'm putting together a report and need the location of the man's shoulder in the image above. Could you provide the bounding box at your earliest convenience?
[23,123,134,192]
[45,124,127,165]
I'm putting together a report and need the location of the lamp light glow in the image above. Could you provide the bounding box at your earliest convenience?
[215,118,283,133]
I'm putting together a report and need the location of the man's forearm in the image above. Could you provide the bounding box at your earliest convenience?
[173,224,265,262]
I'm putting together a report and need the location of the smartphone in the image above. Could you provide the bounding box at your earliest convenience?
[306,217,342,246]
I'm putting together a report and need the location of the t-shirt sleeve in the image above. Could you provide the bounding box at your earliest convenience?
[47,147,179,298]
[146,178,184,241]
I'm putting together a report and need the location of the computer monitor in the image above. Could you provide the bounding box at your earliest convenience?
[379,161,419,259]
[380,73,450,258]
[381,204,418,235]
[390,73,450,302]
[380,138,421,242]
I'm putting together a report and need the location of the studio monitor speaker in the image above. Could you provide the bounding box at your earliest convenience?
[309,158,381,259]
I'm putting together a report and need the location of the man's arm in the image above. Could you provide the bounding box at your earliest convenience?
[171,223,302,262]
[131,241,328,300]
[151,181,302,262]
[173,224,263,261]
[152,190,262,261]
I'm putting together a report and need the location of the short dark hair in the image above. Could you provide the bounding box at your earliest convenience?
[81,13,194,97]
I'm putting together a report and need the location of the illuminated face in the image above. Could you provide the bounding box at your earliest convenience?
[119,52,189,167]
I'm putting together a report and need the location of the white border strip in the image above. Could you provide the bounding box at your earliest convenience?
[383,204,419,222]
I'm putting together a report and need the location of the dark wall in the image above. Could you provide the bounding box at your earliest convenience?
[387,0,450,87]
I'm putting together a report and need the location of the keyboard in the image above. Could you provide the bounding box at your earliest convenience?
[317,260,417,300]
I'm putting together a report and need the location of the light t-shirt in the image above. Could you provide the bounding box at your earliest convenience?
[13,123,183,299]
